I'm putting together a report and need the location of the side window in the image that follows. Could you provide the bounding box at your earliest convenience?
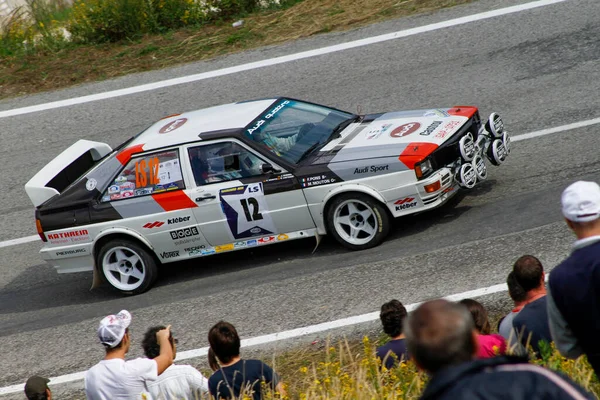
[101,150,184,202]
[188,142,266,186]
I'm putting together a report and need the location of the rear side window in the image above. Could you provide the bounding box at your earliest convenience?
[101,149,184,202]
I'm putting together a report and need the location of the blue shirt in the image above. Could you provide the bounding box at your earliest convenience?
[208,359,279,400]
[512,296,552,354]
[376,338,409,369]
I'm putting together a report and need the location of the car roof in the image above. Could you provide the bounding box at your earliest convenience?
[129,98,278,151]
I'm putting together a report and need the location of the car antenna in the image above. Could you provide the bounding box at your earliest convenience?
[356,104,363,115]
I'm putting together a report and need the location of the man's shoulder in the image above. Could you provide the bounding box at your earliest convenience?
[164,364,202,376]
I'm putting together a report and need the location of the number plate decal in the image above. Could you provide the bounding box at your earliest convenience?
[219,183,276,239]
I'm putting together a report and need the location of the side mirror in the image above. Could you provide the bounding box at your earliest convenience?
[261,163,281,174]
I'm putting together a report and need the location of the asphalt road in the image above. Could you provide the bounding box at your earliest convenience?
[1,0,600,397]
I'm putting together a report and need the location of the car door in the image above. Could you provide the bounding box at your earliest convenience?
[183,139,316,247]
[91,147,210,261]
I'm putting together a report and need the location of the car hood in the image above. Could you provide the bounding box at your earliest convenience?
[316,107,475,179]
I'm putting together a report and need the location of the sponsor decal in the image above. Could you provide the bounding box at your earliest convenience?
[108,185,120,194]
[354,165,389,174]
[159,118,188,134]
[390,122,421,138]
[143,221,164,229]
[186,245,207,256]
[216,244,234,252]
[234,241,247,249]
[394,197,418,211]
[435,120,462,139]
[115,176,127,183]
[419,121,443,136]
[121,190,134,198]
[47,229,90,244]
[110,193,122,200]
[170,227,199,240]
[423,109,450,117]
[277,234,289,241]
[250,227,262,234]
[247,100,290,135]
[55,248,87,256]
[120,182,135,190]
[134,188,153,196]
[264,173,294,183]
[160,251,179,259]
[101,195,111,202]
[300,174,336,188]
[247,239,258,246]
[201,248,216,255]
[86,178,97,191]
[168,216,191,225]
[366,123,392,140]
[258,236,275,244]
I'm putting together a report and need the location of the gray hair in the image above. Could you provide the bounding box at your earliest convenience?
[405,299,476,374]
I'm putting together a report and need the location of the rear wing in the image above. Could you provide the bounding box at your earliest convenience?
[25,140,113,208]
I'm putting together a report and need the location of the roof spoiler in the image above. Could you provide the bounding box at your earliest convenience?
[25,140,113,208]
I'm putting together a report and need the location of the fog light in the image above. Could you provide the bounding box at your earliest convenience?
[457,163,477,189]
[486,138,508,166]
[472,154,487,181]
[425,181,441,193]
[485,113,504,138]
[502,131,511,154]
[459,133,476,161]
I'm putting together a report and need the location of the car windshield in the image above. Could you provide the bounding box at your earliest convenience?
[243,99,355,164]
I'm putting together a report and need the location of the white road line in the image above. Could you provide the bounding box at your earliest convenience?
[0,281,510,395]
[1,113,598,251]
[0,0,567,119]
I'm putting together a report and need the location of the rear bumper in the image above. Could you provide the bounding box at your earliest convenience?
[40,243,94,273]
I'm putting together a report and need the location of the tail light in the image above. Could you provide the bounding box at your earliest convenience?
[36,219,47,242]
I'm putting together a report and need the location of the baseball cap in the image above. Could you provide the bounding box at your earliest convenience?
[561,181,600,222]
[97,310,132,348]
[24,376,49,399]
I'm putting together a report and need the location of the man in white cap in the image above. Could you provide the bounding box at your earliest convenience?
[547,181,600,377]
[84,310,173,400]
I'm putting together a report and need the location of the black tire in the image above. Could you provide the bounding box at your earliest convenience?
[96,238,158,295]
[326,192,391,251]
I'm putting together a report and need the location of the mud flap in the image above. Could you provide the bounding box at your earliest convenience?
[90,263,103,290]
[312,232,322,254]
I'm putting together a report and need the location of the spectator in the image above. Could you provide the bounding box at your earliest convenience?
[142,325,209,400]
[404,299,595,400]
[548,181,600,377]
[376,299,410,368]
[498,271,527,341]
[84,310,173,400]
[459,299,506,358]
[512,255,552,354]
[24,376,51,400]
[207,321,285,400]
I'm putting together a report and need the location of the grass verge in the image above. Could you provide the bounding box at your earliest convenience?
[0,0,473,100]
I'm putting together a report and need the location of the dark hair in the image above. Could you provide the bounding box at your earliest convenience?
[208,321,241,366]
[513,255,544,292]
[405,299,475,374]
[142,325,167,359]
[506,271,527,303]
[459,299,491,335]
[380,299,408,338]
[26,394,48,400]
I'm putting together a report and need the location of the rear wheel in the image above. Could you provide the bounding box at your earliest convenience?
[97,239,158,295]
[326,193,390,250]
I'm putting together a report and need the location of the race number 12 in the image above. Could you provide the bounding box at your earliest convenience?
[135,157,159,187]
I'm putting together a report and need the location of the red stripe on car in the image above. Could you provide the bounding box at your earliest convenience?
[447,106,478,118]
[116,144,145,165]
[152,191,198,212]
[398,143,439,169]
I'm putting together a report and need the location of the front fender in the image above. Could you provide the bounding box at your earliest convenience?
[320,183,386,216]
[90,227,155,290]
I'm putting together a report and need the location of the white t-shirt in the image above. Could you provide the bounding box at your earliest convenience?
[145,364,209,400]
[84,358,158,400]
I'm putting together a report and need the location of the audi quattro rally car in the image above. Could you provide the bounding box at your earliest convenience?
[25,97,510,295]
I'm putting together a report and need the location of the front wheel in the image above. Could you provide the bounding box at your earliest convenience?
[97,239,158,295]
[326,193,391,250]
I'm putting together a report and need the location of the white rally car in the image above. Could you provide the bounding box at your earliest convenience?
[25,97,510,294]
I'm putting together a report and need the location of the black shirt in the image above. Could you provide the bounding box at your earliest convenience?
[208,359,279,400]
[512,296,552,354]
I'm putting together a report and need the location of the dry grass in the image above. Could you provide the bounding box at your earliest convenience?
[0,0,473,99]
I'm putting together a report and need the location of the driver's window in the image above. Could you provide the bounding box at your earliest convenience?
[188,142,266,186]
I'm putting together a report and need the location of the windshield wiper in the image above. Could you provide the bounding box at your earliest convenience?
[296,141,324,163]
[328,115,362,141]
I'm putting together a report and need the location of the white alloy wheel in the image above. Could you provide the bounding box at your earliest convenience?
[102,246,147,292]
[333,199,380,246]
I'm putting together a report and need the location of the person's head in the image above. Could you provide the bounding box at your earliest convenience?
[142,325,178,360]
[561,181,600,238]
[208,321,241,368]
[459,299,491,335]
[380,299,408,338]
[24,376,51,400]
[405,299,477,374]
[97,310,132,353]
[513,255,544,293]
[506,271,526,305]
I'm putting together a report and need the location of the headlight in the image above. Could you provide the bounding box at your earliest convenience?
[415,158,433,179]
